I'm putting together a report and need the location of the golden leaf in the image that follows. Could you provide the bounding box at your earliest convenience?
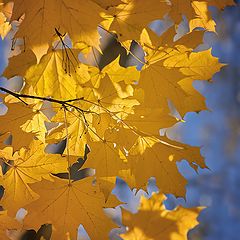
[190,1,216,32]
[125,136,206,196]
[121,193,202,240]
[103,0,170,41]
[22,50,90,100]
[0,98,35,149]
[0,140,68,216]
[0,211,21,240]
[0,12,10,39]
[10,0,103,60]
[24,177,116,240]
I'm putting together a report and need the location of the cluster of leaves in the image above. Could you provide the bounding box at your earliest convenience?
[0,0,235,239]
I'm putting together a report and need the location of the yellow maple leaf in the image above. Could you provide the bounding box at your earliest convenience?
[21,108,49,143]
[22,50,90,100]
[121,193,202,240]
[163,49,223,81]
[0,1,12,38]
[0,98,35,149]
[0,1,13,19]
[0,211,21,240]
[138,36,223,116]
[168,0,235,32]
[9,0,103,60]
[24,176,116,240]
[0,140,68,216]
[169,0,194,24]
[89,55,140,89]
[190,1,216,32]
[168,0,215,32]
[139,27,205,62]
[163,48,223,115]
[3,50,37,79]
[85,129,130,198]
[90,75,139,119]
[139,64,186,111]
[124,105,178,136]
[125,135,206,196]
[47,107,92,157]
[141,27,205,51]
[0,12,11,39]
[102,0,170,41]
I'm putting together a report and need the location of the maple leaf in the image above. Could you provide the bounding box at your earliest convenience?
[124,105,178,136]
[139,65,187,114]
[3,50,37,79]
[162,48,224,115]
[0,211,21,240]
[0,97,35,149]
[169,0,195,24]
[190,1,216,32]
[85,125,205,198]
[168,0,233,32]
[139,27,205,59]
[0,140,68,216]
[90,77,140,121]
[163,49,223,81]
[125,135,206,196]
[138,32,223,116]
[21,50,90,100]
[24,176,116,240]
[86,135,128,198]
[8,0,103,60]
[121,193,202,240]
[21,108,49,143]
[0,1,12,38]
[0,1,13,19]
[102,0,170,41]
[89,55,140,87]
[47,107,92,157]
[0,12,10,38]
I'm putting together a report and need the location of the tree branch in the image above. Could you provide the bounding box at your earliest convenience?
[0,86,92,114]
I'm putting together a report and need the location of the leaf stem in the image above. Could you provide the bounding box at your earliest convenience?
[63,106,71,184]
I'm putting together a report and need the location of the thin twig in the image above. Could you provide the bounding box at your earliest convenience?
[63,106,71,184]
[0,87,90,114]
